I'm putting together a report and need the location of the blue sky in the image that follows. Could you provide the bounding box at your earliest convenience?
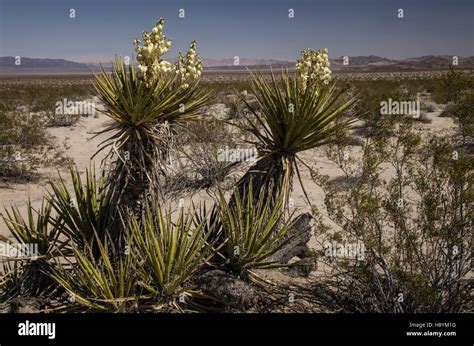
[0,0,473,62]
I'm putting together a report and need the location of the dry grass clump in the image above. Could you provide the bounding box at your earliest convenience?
[159,119,244,197]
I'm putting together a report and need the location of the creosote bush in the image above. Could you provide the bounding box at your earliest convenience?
[309,119,472,312]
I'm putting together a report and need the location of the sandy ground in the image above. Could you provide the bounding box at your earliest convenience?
[0,104,457,250]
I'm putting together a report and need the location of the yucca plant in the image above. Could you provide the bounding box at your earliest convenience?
[47,165,113,254]
[49,233,140,312]
[235,70,356,206]
[93,58,210,214]
[130,202,216,307]
[217,184,297,275]
[1,200,60,298]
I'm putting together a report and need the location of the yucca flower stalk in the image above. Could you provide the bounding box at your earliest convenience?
[234,66,356,208]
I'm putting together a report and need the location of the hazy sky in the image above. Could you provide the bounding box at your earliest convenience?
[0,0,473,62]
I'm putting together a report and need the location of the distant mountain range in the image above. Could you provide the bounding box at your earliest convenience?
[1,55,473,73]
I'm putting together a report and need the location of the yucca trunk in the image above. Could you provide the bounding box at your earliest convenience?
[230,153,294,210]
[106,130,165,234]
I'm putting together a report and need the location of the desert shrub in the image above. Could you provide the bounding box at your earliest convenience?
[225,94,244,118]
[346,136,365,146]
[353,82,415,139]
[201,80,253,97]
[433,65,473,104]
[224,90,256,119]
[161,119,240,196]
[0,109,50,179]
[422,100,439,112]
[416,110,432,124]
[46,112,81,127]
[310,120,472,312]
[454,90,474,145]
[0,82,92,114]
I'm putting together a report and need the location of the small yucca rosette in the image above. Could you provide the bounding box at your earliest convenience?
[296,48,331,91]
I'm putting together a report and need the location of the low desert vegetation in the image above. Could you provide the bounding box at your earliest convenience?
[307,119,472,312]
[0,106,69,180]
[0,18,472,314]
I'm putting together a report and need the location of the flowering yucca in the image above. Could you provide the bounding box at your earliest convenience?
[134,18,203,88]
[296,48,331,91]
[94,18,210,219]
[233,50,355,208]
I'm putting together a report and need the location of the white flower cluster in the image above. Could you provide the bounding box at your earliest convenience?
[134,18,173,86]
[295,48,331,91]
[174,40,203,89]
[134,18,202,88]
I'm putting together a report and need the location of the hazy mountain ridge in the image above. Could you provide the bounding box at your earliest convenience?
[0,57,94,72]
[1,55,473,73]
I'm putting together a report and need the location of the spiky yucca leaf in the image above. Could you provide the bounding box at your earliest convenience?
[93,57,209,133]
[245,70,355,154]
[2,200,60,256]
[217,184,297,274]
[1,200,60,298]
[47,165,113,252]
[49,233,140,312]
[237,70,357,204]
[130,203,216,298]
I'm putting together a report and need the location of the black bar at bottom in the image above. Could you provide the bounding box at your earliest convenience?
[0,313,472,345]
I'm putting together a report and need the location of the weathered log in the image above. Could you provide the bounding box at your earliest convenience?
[269,212,313,264]
[199,270,259,309]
